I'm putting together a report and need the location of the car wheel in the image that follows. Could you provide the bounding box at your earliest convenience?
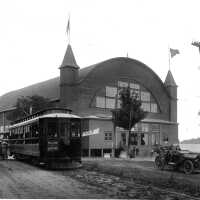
[183,160,194,174]
[155,156,165,170]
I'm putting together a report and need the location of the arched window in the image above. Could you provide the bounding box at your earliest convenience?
[94,80,160,113]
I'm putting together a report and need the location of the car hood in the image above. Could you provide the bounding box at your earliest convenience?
[182,152,200,159]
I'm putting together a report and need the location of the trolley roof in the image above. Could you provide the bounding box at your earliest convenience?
[10,108,80,129]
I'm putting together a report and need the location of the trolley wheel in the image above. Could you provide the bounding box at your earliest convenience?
[31,158,39,166]
[183,160,194,174]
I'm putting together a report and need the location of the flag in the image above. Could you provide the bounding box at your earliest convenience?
[170,48,179,58]
[66,17,70,35]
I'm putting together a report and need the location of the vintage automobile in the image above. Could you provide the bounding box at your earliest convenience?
[154,145,200,174]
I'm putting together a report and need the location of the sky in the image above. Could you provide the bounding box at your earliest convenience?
[0,0,200,141]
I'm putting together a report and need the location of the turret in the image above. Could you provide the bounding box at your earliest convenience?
[59,44,79,107]
[164,70,177,122]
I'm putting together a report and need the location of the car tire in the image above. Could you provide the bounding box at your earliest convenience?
[155,156,165,170]
[183,160,194,174]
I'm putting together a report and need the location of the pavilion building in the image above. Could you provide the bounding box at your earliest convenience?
[0,43,178,157]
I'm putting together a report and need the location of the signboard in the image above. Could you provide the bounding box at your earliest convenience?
[82,128,100,137]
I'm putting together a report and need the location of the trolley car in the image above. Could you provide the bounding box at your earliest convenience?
[8,108,82,169]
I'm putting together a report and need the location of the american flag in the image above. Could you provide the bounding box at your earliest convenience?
[170,48,180,58]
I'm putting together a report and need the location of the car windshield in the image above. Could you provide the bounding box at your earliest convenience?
[179,150,190,153]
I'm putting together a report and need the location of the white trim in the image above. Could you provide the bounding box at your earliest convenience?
[39,113,80,119]
[82,115,177,124]
[142,118,177,125]
[10,113,80,128]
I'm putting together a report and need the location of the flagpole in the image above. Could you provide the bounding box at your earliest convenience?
[69,14,70,44]
[67,14,71,44]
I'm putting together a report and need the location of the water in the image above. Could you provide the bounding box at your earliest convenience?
[180,144,200,153]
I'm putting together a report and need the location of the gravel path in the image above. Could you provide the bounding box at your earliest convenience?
[0,160,106,199]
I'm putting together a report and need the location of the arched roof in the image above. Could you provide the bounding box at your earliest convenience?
[0,57,168,112]
[79,57,169,98]
[79,57,165,86]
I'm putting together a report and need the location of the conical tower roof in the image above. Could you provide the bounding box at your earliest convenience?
[164,70,177,86]
[60,44,79,68]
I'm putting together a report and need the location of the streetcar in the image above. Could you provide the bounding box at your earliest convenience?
[8,108,82,169]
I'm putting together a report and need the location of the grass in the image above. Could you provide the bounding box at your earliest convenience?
[83,160,200,198]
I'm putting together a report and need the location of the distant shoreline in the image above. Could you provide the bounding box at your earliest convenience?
[180,142,200,144]
[180,137,200,144]
[180,143,200,153]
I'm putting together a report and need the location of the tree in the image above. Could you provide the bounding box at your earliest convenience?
[7,95,53,121]
[112,87,146,156]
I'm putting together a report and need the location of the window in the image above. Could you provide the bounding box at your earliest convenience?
[163,136,169,143]
[48,123,57,138]
[95,80,159,113]
[151,103,157,113]
[117,99,121,108]
[141,123,149,132]
[141,133,148,145]
[117,89,122,98]
[118,81,128,88]
[152,133,159,145]
[32,123,39,138]
[141,91,150,101]
[59,119,70,144]
[130,133,138,145]
[130,83,140,90]
[106,86,117,97]
[151,124,160,133]
[71,121,81,137]
[31,123,39,144]
[141,102,150,112]
[106,98,115,109]
[152,134,156,145]
[25,125,31,143]
[82,119,89,132]
[104,132,112,140]
[121,132,126,145]
[60,123,65,137]
[130,90,140,100]
[19,127,24,139]
[96,96,105,108]
[133,123,141,132]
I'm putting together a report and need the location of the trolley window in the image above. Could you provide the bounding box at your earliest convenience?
[48,122,58,139]
[59,119,70,145]
[71,120,81,138]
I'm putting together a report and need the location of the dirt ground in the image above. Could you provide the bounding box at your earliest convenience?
[0,158,199,199]
[0,160,107,199]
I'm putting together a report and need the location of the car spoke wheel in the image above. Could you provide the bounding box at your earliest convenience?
[155,156,165,170]
[183,160,194,174]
